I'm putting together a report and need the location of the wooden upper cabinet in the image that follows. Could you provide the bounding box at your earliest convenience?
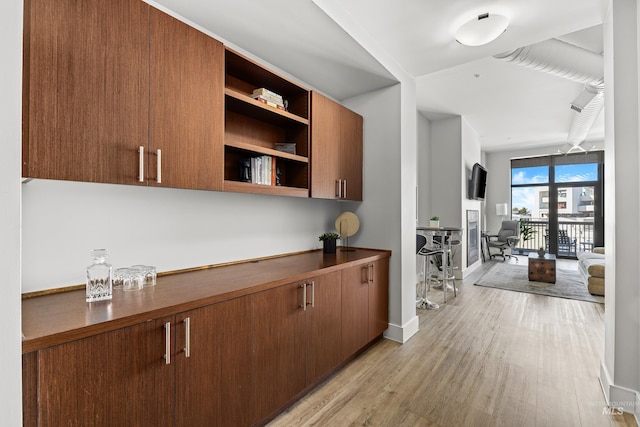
[310,92,341,199]
[149,8,224,190]
[339,105,364,201]
[23,0,150,184]
[310,92,363,201]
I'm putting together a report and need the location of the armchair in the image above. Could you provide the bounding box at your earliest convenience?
[487,220,520,262]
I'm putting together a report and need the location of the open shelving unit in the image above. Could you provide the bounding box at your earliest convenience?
[224,48,310,197]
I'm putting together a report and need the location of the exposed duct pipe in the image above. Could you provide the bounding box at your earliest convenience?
[494,39,604,148]
[494,39,603,85]
[567,86,604,146]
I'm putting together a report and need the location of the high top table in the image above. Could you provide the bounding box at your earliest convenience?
[416,226,464,304]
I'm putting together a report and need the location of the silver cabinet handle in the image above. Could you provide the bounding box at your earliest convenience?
[310,281,315,308]
[336,179,342,198]
[361,265,368,284]
[164,322,171,365]
[369,264,374,284]
[138,146,144,183]
[183,317,190,358]
[300,283,307,311]
[156,149,162,184]
[343,179,347,199]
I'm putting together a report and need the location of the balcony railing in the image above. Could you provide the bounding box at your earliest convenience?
[515,219,595,258]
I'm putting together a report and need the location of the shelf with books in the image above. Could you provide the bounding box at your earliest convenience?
[225,88,308,126]
[224,47,310,197]
[225,48,309,121]
[223,180,309,198]
[224,140,308,163]
[223,146,308,196]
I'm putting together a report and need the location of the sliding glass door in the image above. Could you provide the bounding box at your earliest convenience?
[511,152,604,259]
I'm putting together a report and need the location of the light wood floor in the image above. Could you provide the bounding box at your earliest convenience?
[268,257,637,427]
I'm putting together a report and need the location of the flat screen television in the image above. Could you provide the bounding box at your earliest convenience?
[470,163,487,200]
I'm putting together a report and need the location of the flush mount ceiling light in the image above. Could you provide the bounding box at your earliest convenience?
[455,13,509,47]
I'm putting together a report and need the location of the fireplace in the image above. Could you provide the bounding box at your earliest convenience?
[467,210,479,265]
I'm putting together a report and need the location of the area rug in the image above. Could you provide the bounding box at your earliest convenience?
[474,262,604,303]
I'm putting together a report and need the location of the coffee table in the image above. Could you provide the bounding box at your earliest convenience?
[528,253,556,283]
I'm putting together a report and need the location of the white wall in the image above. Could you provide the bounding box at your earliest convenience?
[430,117,462,225]
[22,180,340,292]
[602,0,640,418]
[416,113,432,280]
[1,0,24,424]
[417,113,432,224]
[428,116,483,275]
[342,84,401,259]
[315,0,420,343]
[343,83,420,343]
[460,117,484,274]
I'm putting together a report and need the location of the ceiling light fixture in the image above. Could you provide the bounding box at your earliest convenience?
[455,13,509,47]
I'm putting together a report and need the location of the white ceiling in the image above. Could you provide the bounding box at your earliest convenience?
[151,0,609,152]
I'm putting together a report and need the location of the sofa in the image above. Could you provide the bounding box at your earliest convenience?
[578,247,605,296]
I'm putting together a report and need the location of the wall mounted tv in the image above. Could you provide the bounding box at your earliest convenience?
[470,163,487,201]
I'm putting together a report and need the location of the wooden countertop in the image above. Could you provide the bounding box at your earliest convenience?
[22,248,390,353]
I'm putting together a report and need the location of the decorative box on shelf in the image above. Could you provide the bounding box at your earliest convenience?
[275,143,296,155]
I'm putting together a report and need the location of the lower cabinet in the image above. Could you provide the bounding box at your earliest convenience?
[369,258,390,342]
[342,258,389,359]
[23,253,389,426]
[305,271,343,385]
[253,270,342,422]
[36,316,175,427]
[175,296,254,426]
[30,297,255,427]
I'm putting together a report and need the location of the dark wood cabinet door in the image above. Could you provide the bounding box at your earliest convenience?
[174,296,254,427]
[149,8,224,190]
[37,316,175,427]
[310,91,363,200]
[253,282,306,422]
[368,259,389,341]
[310,91,342,199]
[341,264,370,359]
[305,271,342,385]
[22,352,38,427]
[339,106,363,201]
[23,0,149,184]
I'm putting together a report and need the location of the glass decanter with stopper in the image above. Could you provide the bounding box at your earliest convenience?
[86,249,113,302]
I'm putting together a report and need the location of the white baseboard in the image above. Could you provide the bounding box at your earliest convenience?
[383,315,419,343]
[600,361,640,420]
[462,260,482,278]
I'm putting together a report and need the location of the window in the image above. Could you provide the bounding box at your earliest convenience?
[510,152,604,257]
[555,163,598,183]
[511,166,549,185]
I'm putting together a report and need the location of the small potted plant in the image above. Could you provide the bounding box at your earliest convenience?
[430,216,440,227]
[319,232,341,254]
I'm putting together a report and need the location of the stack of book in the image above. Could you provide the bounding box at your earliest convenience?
[239,155,278,186]
[251,88,286,111]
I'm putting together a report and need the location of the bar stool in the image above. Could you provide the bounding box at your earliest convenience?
[429,234,460,302]
[434,234,462,294]
[416,234,443,309]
